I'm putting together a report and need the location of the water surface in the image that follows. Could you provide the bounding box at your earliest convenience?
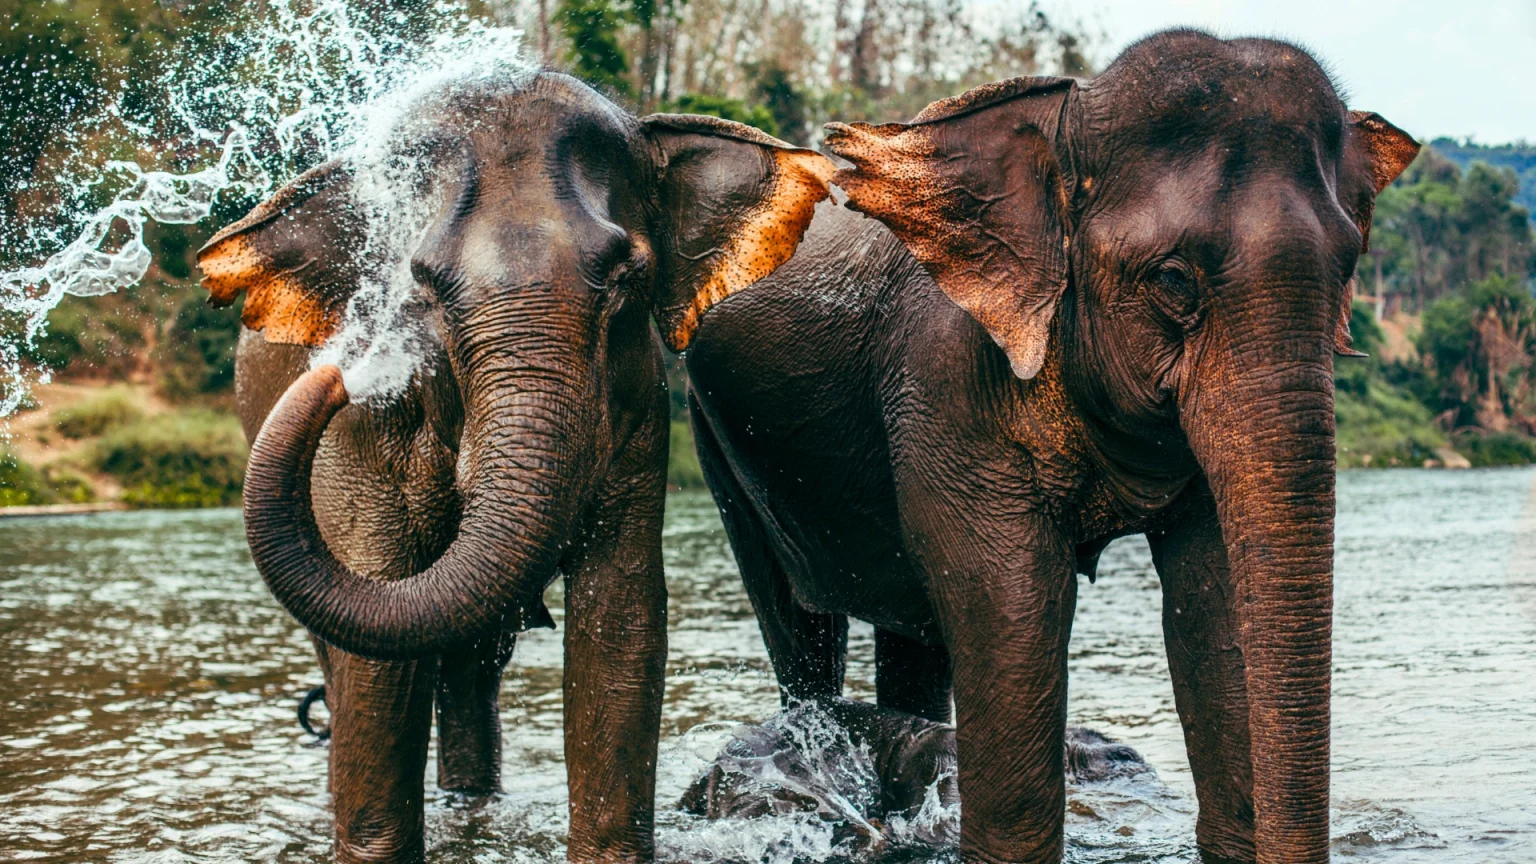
[2,469,1533,862]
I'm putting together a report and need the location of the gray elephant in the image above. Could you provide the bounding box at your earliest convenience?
[197,71,834,862]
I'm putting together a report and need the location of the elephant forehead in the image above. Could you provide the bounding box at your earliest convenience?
[454,215,574,283]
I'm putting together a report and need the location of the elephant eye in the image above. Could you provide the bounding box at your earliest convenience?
[1147,259,1196,297]
[1144,259,1200,326]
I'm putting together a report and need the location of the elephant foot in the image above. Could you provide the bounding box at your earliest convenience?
[681,701,1155,854]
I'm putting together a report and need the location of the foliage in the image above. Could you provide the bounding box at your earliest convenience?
[0,449,54,506]
[42,464,97,503]
[1364,147,1534,312]
[52,385,145,438]
[668,420,706,488]
[1430,138,1536,226]
[1334,301,1449,468]
[662,94,778,136]
[559,0,635,97]
[154,290,244,399]
[90,409,248,507]
[1418,274,1536,433]
[1334,361,1447,468]
[1452,430,1536,467]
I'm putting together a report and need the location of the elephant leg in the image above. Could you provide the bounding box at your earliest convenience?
[561,469,669,862]
[1147,484,1256,863]
[691,395,848,704]
[434,629,517,794]
[874,627,952,723]
[324,645,438,864]
[918,506,1077,864]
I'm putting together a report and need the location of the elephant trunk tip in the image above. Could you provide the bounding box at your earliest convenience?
[269,364,351,436]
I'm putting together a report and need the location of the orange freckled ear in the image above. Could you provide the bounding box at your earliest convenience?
[1350,110,1420,195]
[198,234,341,346]
[194,160,359,347]
[663,148,835,349]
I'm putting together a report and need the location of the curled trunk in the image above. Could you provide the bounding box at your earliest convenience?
[243,364,585,661]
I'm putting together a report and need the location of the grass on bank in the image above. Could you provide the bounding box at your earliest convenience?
[669,421,707,489]
[89,409,248,507]
[51,385,145,439]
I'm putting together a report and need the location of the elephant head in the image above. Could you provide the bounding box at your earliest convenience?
[197,72,833,661]
[825,30,1417,864]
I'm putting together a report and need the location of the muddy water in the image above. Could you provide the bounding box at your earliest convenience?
[1,469,1533,862]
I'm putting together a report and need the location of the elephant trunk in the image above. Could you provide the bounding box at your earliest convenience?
[1184,353,1336,864]
[244,351,593,661]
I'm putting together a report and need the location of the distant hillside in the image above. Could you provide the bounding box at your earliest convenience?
[1430,138,1536,223]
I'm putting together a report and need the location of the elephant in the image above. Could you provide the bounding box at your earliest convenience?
[681,29,1419,864]
[194,70,835,863]
[680,701,1148,856]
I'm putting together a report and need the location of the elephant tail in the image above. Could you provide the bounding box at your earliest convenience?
[297,685,330,741]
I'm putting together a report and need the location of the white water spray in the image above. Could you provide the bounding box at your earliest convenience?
[0,0,532,418]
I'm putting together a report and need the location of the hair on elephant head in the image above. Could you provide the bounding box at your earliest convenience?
[825,29,1417,864]
[198,71,834,662]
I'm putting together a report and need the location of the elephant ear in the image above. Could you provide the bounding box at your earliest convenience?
[824,77,1076,380]
[643,114,836,350]
[1335,110,1419,356]
[196,161,365,346]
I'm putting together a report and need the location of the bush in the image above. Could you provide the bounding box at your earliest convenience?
[662,94,779,137]
[668,420,706,489]
[42,464,96,503]
[52,386,145,438]
[91,409,248,507]
[0,449,55,506]
[1334,359,1448,468]
[1452,430,1536,467]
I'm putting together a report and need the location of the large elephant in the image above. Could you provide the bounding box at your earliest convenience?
[683,30,1418,864]
[195,71,834,862]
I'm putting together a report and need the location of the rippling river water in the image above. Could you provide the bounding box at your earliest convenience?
[2,469,1533,862]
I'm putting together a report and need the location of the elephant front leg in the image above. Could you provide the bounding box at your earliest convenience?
[1148,484,1256,863]
[561,479,669,862]
[435,629,517,794]
[923,511,1078,863]
[324,646,438,864]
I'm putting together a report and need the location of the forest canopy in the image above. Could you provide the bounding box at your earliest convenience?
[2,0,1535,495]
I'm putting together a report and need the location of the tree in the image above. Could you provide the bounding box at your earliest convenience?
[559,0,634,97]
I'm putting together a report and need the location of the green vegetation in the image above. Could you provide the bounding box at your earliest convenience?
[1347,141,1536,466]
[52,386,144,438]
[1453,431,1536,467]
[1334,302,1446,467]
[0,449,52,506]
[668,420,706,488]
[661,94,779,137]
[1430,138,1536,225]
[90,410,248,507]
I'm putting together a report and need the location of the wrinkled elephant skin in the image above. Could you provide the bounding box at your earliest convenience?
[201,72,834,863]
[686,29,1418,864]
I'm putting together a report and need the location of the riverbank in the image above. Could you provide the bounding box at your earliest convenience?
[2,379,709,509]
[1,380,245,508]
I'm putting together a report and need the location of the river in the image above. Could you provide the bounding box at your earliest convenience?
[2,468,1533,862]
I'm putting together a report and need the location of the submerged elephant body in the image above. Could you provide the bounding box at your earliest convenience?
[203,72,835,862]
[686,29,1418,864]
[681,703,1149,855]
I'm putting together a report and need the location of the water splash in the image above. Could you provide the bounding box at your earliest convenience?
[0,0,532,418]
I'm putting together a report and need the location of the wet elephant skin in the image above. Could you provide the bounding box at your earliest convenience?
[201,72,835,863]
[686,29,1419,864]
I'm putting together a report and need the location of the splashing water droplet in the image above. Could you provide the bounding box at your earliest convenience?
[0,0,532,419]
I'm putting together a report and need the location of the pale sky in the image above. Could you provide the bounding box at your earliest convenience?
[1053,0,1536,145]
